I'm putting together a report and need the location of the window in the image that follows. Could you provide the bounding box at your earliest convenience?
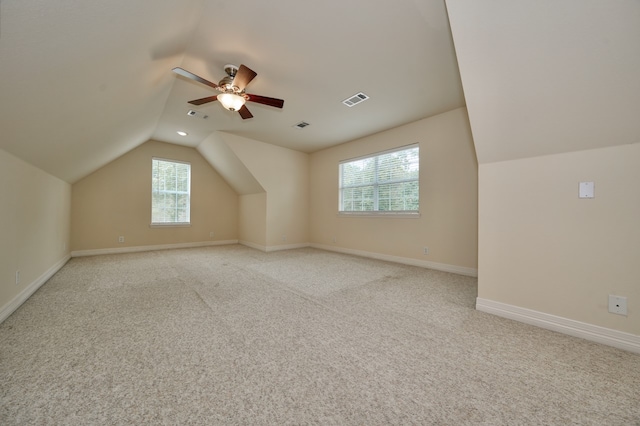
[151,158,191,225]
[339,144,419,214]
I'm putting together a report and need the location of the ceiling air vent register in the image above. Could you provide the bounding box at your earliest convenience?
[294,121,310,129]
[342,92,369,107]
[187,110,209,119]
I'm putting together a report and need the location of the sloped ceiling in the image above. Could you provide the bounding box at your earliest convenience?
[0,1,203,182]
[446,0,640,164]
[0,0,465,183]
[197,132,264,195]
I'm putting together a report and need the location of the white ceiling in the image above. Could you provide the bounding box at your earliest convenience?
[0,0,465,183]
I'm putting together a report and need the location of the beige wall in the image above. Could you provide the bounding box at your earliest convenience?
[0,148,71,315]
[309,107,478,271]
[221,133,310,249]
[71,140,238,252]
[447,0,639,338]
[479,143,640,335]
[238,193,267,247]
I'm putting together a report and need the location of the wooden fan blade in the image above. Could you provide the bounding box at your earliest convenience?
[233,65,257,91]
[238,105,253,119]
[246,94,284,109]
[188,95,218,105]
[172,67,218,90]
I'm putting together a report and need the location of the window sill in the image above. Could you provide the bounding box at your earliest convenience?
[149,223,191,228]
[337,212,421,219]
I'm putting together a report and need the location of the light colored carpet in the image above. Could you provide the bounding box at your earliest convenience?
[1,245,638,425]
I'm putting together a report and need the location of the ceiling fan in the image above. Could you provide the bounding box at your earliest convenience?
[172,64,284,119]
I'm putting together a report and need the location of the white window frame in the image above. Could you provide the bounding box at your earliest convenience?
[151,157,191,226]
[338,144,419,217]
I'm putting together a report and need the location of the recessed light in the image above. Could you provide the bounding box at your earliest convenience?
[177,131,188,136]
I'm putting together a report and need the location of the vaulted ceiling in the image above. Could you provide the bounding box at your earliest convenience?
[3,1,638,185]
[447,0,640,165]
[0,0,465,183]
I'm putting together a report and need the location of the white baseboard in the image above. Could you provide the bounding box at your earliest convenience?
[239,242,477,277]
[238,240,266,252]
[71,240,238,257]
[266,242,311,252]
[239,241,310,252]
[0,254,71,324]
[310,243,478,277]
[476,298,640,354]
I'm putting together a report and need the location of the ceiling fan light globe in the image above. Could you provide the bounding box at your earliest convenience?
[218,92,246,111]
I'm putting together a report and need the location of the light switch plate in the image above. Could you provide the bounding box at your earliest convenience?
[579,181,594,198]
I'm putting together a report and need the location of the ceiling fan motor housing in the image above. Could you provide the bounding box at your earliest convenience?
[218,64,241,93]
[173,63,283,119]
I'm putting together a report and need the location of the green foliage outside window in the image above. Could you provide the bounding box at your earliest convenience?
[152,158,191,224]
[339,145,419,213]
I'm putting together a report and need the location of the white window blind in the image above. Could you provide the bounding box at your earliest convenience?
[339,145,419,213]
[151,158,191,224]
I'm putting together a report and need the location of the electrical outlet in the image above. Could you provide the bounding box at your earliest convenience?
[118,236,125,243]
[423,247,429,255]
[282,235,287,242]
[332,236,337,243]
[209,231,215,238]
[15,270,20,285]
[608,295,627,316]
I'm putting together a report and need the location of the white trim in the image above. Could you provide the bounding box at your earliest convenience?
[310,243,478,277]
[152,156,190,166]
[266,243,311,253]
[337,212,420,219]
[239,241,310,253]
[71,240,238,257]
[339,144,419,214]
[476,298,640,354]
[151,157,191,225]
[339,143,419,164]
[0,254,71,324]
[238,240,266,252]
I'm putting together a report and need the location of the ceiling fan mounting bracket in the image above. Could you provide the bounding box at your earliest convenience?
[223,64,239,78]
